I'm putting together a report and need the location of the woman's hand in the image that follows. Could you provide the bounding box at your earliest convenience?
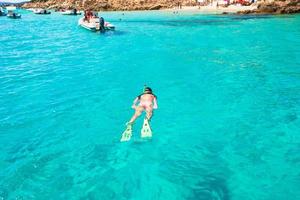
[131,105,136,109]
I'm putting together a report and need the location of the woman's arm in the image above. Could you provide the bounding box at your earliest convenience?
[153,97,158,109]
[132,97,139,109]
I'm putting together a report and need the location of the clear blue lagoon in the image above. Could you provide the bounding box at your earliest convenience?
[0,10,300,200]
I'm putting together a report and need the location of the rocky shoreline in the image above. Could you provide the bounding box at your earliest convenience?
[22,0,300,14]
[239,0,300,14]
[22,0,190,11]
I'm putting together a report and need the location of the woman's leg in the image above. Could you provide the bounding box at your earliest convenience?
[128,106,144,124]
[145,106,153,121]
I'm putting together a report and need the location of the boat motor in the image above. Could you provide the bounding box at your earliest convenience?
[99,17,105,32]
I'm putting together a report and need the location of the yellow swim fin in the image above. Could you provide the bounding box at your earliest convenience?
[120,123,132,142]
[141,118,152,138]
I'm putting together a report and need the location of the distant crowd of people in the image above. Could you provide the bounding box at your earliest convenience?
[197,0,256,7]
[173,0,257,7]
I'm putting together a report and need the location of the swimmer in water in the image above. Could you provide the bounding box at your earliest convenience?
[127,86,158,125]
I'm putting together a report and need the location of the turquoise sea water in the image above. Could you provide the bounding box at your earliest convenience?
[1,10,300,200]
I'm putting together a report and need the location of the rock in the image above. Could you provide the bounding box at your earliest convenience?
[22,0,300,14]
[149,4,162,10]
[258,4,278,13]
[237,10,255,14]
[23,0,189,11]
[238,0,300,14]
[258,0,300,14]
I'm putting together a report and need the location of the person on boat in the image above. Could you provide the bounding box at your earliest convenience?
[88,11,93,19]
[84,11,88,21]
[127,86,158,125]
[99,17,105,32]
[93,12,99,18]
[84,10,92,22]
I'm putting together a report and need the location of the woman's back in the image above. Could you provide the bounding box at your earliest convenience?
[140,93,155,102]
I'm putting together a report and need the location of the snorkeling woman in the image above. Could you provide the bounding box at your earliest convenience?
[127,86,158,125]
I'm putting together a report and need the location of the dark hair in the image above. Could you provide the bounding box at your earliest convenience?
[144,87,152,93]
[138,86,156,99]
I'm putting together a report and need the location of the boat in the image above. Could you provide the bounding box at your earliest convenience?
[6,6,21,19]
[27,8,36,12]
[78,17,115,32]
[0,7,6,16]
[78,14,115,32]
[7,12,21,19]
[61,9,81,15]
[33,8,51,14]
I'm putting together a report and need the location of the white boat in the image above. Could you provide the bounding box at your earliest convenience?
[33,8,51,14]
[61,9,81,15]
[6,6,21,19]
[78,17,115,32]
[0,7,6,16]
[27,8,35,12]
